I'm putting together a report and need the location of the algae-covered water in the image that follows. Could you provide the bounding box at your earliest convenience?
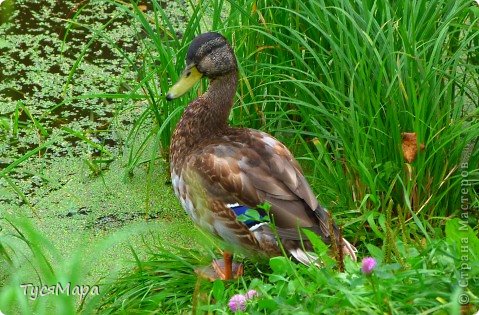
[0,0,194,287]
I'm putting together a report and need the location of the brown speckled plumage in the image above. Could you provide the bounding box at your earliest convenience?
[168,32,356,263]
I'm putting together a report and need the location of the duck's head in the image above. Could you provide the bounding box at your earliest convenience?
[166,32,237,101]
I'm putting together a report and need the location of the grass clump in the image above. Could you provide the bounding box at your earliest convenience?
[235,0,479,230]
[96,222,479,314]
[96,245,204,314]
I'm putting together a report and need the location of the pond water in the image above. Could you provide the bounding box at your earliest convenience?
[0,0,193,238]
[0,0,196,291]
[0,0,145,204]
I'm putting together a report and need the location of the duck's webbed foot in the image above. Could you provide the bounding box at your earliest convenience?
[195,252,243,280]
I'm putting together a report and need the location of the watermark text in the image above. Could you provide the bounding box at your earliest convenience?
[20,282,99,300]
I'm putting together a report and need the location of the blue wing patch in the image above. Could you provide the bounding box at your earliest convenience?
[228,203,268,228]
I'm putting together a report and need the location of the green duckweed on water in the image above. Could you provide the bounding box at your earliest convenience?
[0,0,194,292]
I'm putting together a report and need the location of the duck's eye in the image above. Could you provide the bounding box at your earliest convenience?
[185,71,191,77]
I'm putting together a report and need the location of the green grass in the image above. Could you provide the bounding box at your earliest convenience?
[81,220,479,314]
[1,0,478,313]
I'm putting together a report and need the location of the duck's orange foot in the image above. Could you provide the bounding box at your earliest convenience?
[214,258,244,279]
[195,259,243,281]
[195,253,244,281]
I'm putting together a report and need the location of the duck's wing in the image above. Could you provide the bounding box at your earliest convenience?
[187,129,356,260]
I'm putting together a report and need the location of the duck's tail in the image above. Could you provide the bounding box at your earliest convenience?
[340,236,357,262]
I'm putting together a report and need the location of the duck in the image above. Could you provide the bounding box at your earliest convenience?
[166,32,357,280]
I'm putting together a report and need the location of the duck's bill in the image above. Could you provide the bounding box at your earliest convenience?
[166,65,203,101]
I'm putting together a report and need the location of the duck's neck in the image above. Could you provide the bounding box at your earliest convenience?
[171,71,238,166]
[201,71,238,128]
